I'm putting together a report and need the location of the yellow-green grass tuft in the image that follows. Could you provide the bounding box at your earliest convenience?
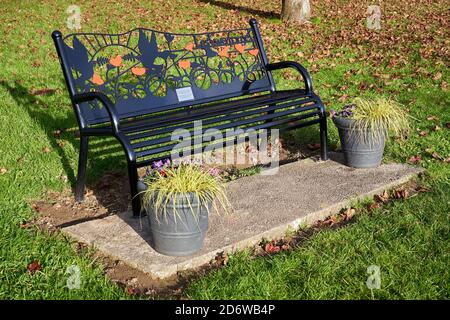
[142,165,230,222]
[351,97,410,143]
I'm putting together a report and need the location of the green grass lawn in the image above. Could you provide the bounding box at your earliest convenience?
[0,0,448,299]
[187,180,449,299]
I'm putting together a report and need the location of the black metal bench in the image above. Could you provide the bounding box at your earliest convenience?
[52,19,328,216]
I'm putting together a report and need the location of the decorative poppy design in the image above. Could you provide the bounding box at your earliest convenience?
[91,73,104,85]
[234,44,246,54]
[109,55,122,67]
[178,60,190,70]
[63,27,268,108]
[217,46,230,58]
[249,48,259,56]
[131,67,146,76]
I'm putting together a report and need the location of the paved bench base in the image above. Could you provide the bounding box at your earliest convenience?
[62,153,423,279]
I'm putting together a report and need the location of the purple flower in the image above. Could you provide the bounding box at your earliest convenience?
[164,159,171,167]
[207,167,221,177]
[342,110,353,117]
[152,160,164,169]
[151,159,172,171]
[334,104,357,118]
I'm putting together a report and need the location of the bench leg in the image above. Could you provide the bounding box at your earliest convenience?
[320,117,329,161]
[75,135,89,202]
[127,161,141,217]
[265,107,275,144]
[265,108,275,124]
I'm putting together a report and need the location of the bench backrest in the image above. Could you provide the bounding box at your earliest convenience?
[53,19,275,126]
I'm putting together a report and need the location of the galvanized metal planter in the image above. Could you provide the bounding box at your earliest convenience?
[145,192,210,256]
[332,116,385,168]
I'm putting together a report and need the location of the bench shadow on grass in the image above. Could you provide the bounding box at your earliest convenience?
[196,0,280,19]
[1,80,78,185]
[1,80,131,215]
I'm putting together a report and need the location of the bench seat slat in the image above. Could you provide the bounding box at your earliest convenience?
[90,90,308,134]
[135,117,321,167]
[121,90,307,132]
[129,98,319,149]
[134,106,321,160]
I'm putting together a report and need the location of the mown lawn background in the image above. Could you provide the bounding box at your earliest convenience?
[0,0,448,299]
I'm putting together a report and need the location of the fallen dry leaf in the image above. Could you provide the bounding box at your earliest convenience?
[31,203,40,212]
[31,88,56,96]
[367,202,381,211]
[32,60,42,68]
[264,243,281,254]
[408,155,421,164]
[53,129,62,139]
[426,115,439,122]
[418,130,428,137]
[342,207,356,221]
[321,214,338,227]
[338,94,349,102]
[433,72,442,81]
[42,147,51,153]
[172,288,183,296]
[415,186,430,193]
[431,152,443,160]
[432,125,441,131]
[374,190,390,204]
[214,251,229,266]
[27,260,41,274]
[358,82,367,90]
[19,221,31,229]
[0,168,7,174]
[394,188,409,199]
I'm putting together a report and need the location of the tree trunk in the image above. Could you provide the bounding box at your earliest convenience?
[282,0,311,23]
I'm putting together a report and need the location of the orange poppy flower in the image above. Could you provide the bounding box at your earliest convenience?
[91,73,104,85]
[178,60,190,70]
[248,49,259,56]
[185,42,194,51]
[131,67,146,76]
[218,46,230,58]
[109,55,122,67]
[234,44,246,54]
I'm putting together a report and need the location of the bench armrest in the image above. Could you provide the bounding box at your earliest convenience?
[266,61,313,94]
[72,92,121,134]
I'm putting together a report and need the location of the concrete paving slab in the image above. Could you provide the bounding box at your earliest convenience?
[62,153,423,279]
